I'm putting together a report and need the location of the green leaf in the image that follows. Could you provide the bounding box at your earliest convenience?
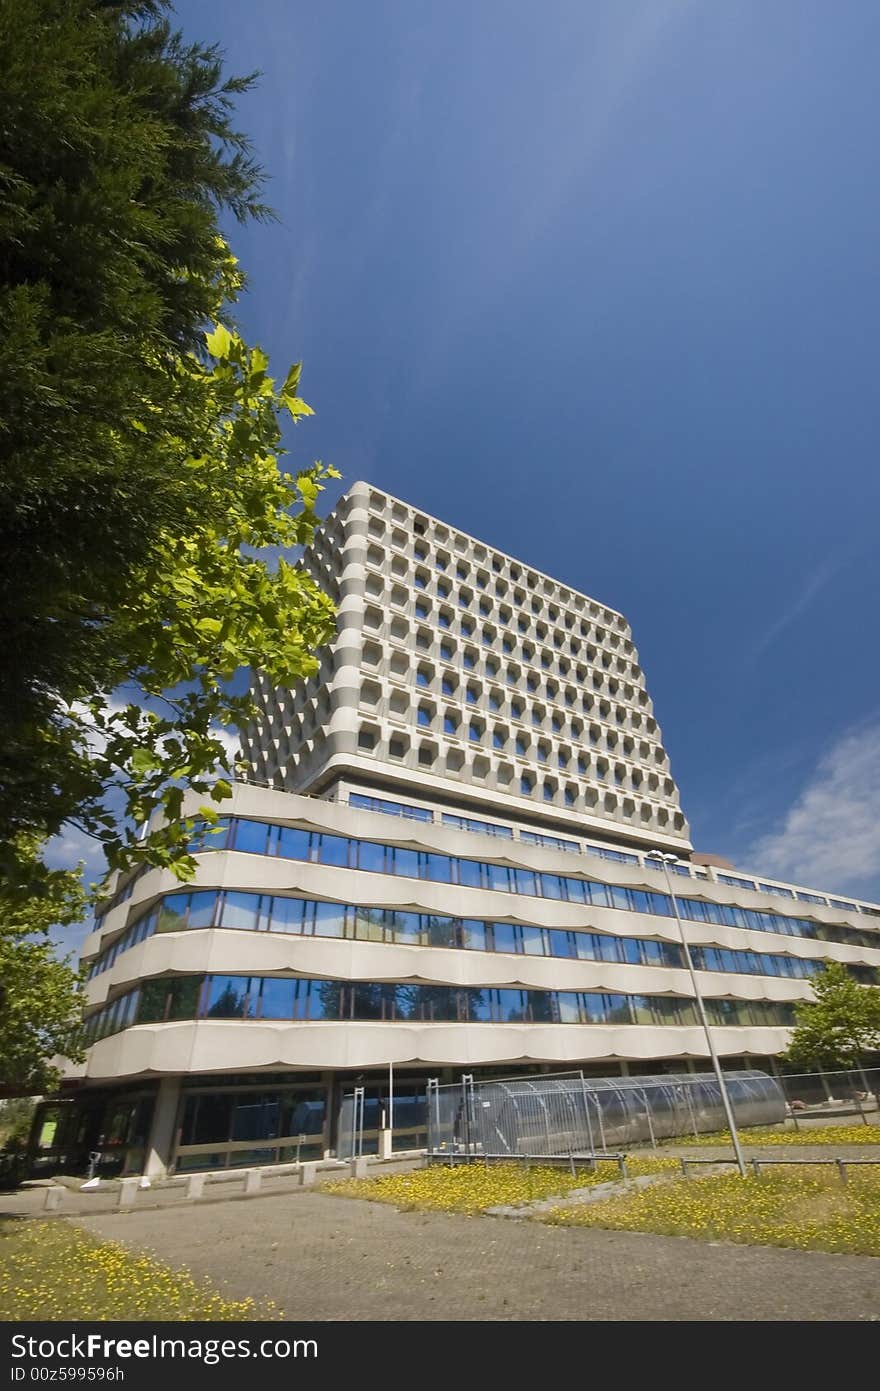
[282,362,302,395]
[131,748,159,775]
[205,323,233,359]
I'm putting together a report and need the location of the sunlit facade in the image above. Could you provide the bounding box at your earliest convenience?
[41,482,880,1176]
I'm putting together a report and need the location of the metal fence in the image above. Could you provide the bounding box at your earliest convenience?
[425,1070,785,1159]
[774,1067,880,1128]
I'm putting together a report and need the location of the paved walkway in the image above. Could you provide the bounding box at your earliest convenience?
[74,1190,880,1321]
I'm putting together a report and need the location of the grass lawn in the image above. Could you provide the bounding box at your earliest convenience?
[322,1157,677,1214]
[673,1124,880,1147]
[544,1166,880,1256]
[0,1219,280,1320]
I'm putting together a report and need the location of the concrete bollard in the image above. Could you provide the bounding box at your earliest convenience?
[349,1157,369,1180]
[299,1162,318,1188]
[118,1177,140,1209]
[44,1185,64,1212]
[186,1174,206,1200]
[243,1168,262,1195]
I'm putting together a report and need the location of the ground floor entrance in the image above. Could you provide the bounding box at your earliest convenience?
[28,1054,783,1177]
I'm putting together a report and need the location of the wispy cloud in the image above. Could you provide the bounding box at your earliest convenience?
[745,557,845,664]
[747,719,880,899]
[43,824,107,881]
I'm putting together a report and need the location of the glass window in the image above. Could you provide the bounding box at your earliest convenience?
[187,892,216,930]
[316,834,351,867]
[539,874,566,901]
[619,937,640,965]
[313,901,347,938]
[268,897,307,934]
[580,992,609,1023]
[547,929,576,958]
[425,915,456,949]
[355,906,386,942]
[496,989,528,1022]
[389,845,420,879]
[181,1094,231,1147]
[232,819,272,856]
[458,919,487,951]
[277,826,311,861]
[258,978,297,1020]
[491,923,518,954]
[457,857,483,890]
[357,840,386,875]
[556,991,580,1024]
[389,911,422,945]
[221,892,263,933]
[137,979,169,1024]
[301,981,342,1021]
[486,863,512,892]
[204,976,249,1019]
[421,852,450,882]
[521,926,546,956]
[468,990,491,1022]
[158,893,189,933]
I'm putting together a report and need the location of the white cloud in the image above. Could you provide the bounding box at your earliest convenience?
[747,721,880,898]
[211,723,243,763]
[43,823,107,880]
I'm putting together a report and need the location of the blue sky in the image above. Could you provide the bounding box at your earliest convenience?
[100,0,880,902]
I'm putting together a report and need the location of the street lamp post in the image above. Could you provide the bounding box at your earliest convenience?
[645,850,747,1177]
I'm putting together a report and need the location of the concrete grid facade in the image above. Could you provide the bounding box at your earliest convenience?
[241,482,691,853]
[47,482,880,1178]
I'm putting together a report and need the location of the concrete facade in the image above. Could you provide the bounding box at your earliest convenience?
[50,482,880,1176]
[241,481,692,852]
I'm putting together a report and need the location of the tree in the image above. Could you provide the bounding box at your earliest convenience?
[0,1,337,898]
[0,844,87,1095]
[781,962,880,1072]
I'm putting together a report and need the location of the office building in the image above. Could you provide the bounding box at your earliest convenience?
[40,483,880,1175]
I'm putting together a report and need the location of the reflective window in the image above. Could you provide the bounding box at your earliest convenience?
[232,820,273,856]
[221,893,262,933]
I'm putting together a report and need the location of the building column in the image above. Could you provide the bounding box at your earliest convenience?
[143,1077,181,1178]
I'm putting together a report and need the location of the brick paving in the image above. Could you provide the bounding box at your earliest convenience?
[74,1189,880,1321]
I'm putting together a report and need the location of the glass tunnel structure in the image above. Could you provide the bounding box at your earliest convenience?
[425,1070,785,1157]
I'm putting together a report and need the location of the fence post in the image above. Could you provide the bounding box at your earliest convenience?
[836,1158,848,1185]
[460,1074,474,1160]
[680,1159,689,1180]
[618,1156,628,1182]
[643,1094,657,1150]
[186,1174,205,1200]
[579,1072,595,1156]
[751,1159,761,1179]
[352,1086,365,1160]
[118,1177,139,1209]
